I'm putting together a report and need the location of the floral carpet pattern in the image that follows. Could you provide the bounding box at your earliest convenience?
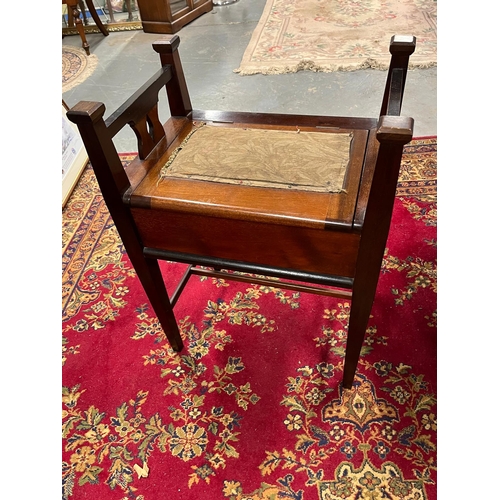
[235,0,437,75]
[62,138,437,499]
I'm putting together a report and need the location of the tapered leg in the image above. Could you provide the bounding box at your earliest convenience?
[341,128,412,389]
[342,275,380,389]
[134,256,184,352]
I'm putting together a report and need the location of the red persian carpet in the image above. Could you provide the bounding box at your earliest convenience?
[62,137,437,500]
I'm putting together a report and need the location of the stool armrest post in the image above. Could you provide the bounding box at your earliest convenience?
[355,115,414,304]
[371,115,414,216]
[379,35,416,117]
[356,115,413,281]
[66,102,142,282]
[67,102,131,199]
[361,115,414,239]
[153,35,193,118]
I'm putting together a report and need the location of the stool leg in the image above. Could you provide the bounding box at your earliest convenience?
[342,277,379,389]
[342,235,386,389]
[342,138,411,389]
[133,256,184,352]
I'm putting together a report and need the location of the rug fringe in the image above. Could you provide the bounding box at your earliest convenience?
[234,60,436,76]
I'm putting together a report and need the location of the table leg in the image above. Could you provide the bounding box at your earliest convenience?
[85,0,109,35]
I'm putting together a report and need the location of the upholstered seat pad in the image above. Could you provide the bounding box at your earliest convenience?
[159,124,352,193]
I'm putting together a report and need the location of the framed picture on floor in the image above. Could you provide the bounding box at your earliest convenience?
[62,100,88,207]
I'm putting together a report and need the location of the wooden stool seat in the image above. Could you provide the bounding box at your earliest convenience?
[67,34,416,389]
[127,116,375,278]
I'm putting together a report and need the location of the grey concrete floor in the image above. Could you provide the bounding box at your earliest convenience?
[62,0,436,152]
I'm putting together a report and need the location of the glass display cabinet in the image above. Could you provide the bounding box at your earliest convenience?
[136,0,213,34]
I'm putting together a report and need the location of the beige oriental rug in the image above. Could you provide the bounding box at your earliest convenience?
[62,46,98,93]
[235,0,437,75]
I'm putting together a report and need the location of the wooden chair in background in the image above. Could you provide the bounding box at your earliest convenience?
[67,34,416,389]
[63,0,109,55]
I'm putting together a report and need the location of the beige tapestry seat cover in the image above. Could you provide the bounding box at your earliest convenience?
[159,125,353,193]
